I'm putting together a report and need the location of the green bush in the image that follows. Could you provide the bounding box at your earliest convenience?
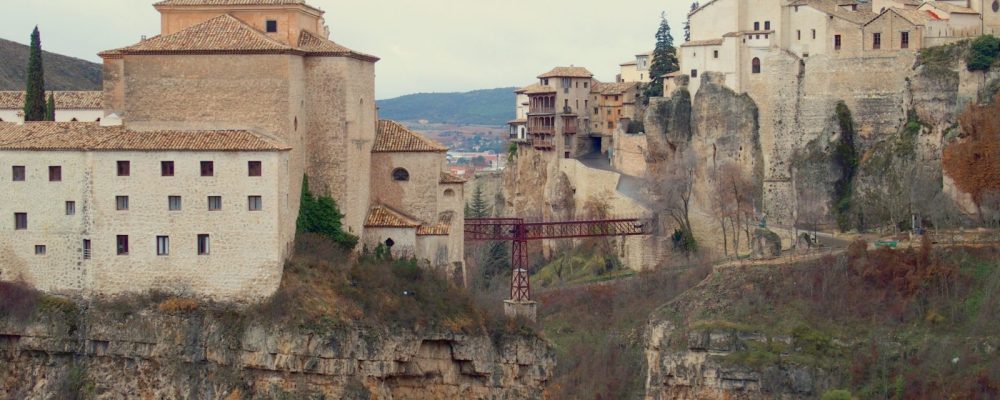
[296,175,358,251]
[967,35,1000,71]
[820,389,853,400]
[626,120,645,134]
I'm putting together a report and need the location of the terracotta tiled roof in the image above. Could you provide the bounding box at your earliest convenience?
[373,120,448,153]
[365,205,421,228]
[882,8,931,25]
[0,122,288,151]
[109,14,292,55]
[440,172,466,184]
[538,66,594,79]
[681,38,725,47]
[297,30,379,61]
[788,0,877,24]
[521,83,556,95]
[0,91,102,110]
[416,224,450,236]
[592,81,638,95]
[154,0,317,9]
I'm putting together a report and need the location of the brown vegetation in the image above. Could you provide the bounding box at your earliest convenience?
[944,95,1000,214]
[157,298,200,313]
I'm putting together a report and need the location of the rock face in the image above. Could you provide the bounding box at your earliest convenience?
[0,311,554,399]
[645,321,835,400]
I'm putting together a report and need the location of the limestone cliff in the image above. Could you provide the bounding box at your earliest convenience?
[0,309,553,399]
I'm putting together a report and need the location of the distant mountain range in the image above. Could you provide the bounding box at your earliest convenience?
[0,38,102,91]
[377,87,516,126]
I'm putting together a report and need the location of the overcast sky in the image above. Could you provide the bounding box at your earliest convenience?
[1,0,690,99]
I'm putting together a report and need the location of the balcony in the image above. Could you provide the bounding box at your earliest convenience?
[529,126,554,135]
[532,139,555,150]
[528,107,556,115]
[563,124,577,135]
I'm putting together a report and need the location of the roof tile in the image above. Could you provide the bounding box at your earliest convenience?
[440,172,466,184]
[373,120,448,153]
[538,66,594,79]
[110,14,293,54]
[0,122,288,151]
[0,91,102,110]
[365,205,421,228]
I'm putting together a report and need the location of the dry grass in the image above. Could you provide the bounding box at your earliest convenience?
[157,298,199,313]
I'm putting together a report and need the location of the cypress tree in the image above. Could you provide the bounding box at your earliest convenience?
[23,26,46,122]
[647,12,679,99]
[45,93,55,121]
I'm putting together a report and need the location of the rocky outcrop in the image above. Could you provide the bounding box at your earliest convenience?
[645,321,836,400]
[0,310,554,399]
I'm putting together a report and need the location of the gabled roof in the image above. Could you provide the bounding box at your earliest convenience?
[373,120,448,153]
[0,123,289,151]
[0,91,102,110]
[592,81,638,95]
[538,66,594,79]
[440,171,466,184]
[416,224,450,236]
[297,30,379,61]
[922,2,978,14]
[106,14,292,55]
[365,205,421,228]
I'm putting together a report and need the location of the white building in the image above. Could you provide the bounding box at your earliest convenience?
[618,51,654,83]
[0,91,103,123]
[508,88,529,142]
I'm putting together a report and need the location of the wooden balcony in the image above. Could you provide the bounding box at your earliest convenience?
[532,139,555,150]
[563,124,577,135]
[529,127,554,135]
[528,107,556,115]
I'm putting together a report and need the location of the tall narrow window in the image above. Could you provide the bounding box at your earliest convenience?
[14,213,27,230]
[764,21,771,30]
[208,196,222,211]
[200,161,214,177]
[197,234,210,255]
[49,166,61,181]
[116,196,129,211]
[169,196,182,211]
[156,236,170,256]
[161,161,174,177]
[752,57,762,74]
[65,201,76,216]
[116,235,129,255]
[754,21,760,30]
[266,20,277,33]
[83,239,91,260]
[835,35,842,50]
[873,32,882,49]
[248,161,262,177]
[901,31,910,49]
[248,196,262,211]
[812,29,817,39]
[713,50,719,59]
[12,166,25,181]
[797,30,801,40]
[117,161,130,176]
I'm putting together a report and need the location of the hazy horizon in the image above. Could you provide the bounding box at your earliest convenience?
[1,0,690,99]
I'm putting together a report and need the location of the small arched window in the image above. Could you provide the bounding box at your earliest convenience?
[751,57,762,74]
[444,189,455,197]
[392,168,410,181]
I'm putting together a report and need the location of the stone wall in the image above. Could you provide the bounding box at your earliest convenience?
[370,152,444,224]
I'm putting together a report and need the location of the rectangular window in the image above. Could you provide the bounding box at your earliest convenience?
[116,235,129,255]
[49,166,61,181]
[812,29,816,39]
[266,20,277,33]
[65,201,76,216]
[35,245,46,255]
[200,161,214,177]
[12,166,25,181]
[208,196,222,211]
[248,161,262,177]
[161,161,174,177]
[754,21,760,30]
[116,196,129,211]
[169,196,182,211]
[156,236,169,256]
[873,32,881,49]
[197,234,210,255]
[83,239,91,260]
[14,213,27,230]
[248,196,262,211]
[835,35,842,50]
[797,30,801,40]
[901,31,909,49]
[713,50,719,59]
[764,21,771,30]
[691,69,698,78]
[584,81,588,88]
[117,161,130,177]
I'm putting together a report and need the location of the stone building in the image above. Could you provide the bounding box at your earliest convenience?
[0,91,103,123]
[519,66,596,159]
[618,51,654,83]
[0,0,465,301]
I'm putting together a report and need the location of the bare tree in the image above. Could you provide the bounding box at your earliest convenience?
[649,150,698,250]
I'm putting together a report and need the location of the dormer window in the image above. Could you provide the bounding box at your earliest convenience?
[266,20,278,33]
